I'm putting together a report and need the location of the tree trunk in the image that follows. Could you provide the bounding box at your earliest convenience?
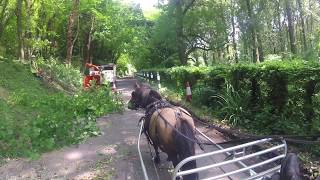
[306,0,312,34]
[0,15,10,40]
[297,0,307,51]
[285,0,297,54]
[0,0,10,39]
[203,51,208,66]
[307,0,314,48]
[245,0,262,63]
[66,0,79,65]
[309,0,313,33]
[175,0,187,65]
[231,0,238,63]
[83,16,95,69]
[276,0,284,52]
[257,33,264,62]
[24,0,33,60]
[16,0,24,60]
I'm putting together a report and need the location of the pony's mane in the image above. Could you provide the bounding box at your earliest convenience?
[141,83,151,89]
[134,82,151,89]
[149,89,162,100]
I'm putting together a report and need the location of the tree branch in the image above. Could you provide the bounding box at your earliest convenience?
[186,43,211,56]
[188,57,196,62]
[186,46,197,56]
[186,40,228,56]
[183,0,196,15]
[194,34,210,44]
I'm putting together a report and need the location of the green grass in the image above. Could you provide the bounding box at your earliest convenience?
[0,60,52,156]
[0,59,123,158]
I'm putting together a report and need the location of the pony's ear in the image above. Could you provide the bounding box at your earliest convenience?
[134,82,140,89]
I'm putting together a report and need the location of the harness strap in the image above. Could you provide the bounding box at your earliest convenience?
[144,100,214,147]
[139,116,154,146]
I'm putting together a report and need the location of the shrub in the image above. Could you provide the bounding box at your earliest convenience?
[36,57,82,92]
[2,87,123,157]
[141,60,320,137]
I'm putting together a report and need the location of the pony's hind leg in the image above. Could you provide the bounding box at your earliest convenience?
[153,145,160,164]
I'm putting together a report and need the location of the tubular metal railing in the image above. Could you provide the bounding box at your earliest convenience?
[137,119,287,180]
[172,138,287,180]
[137,119,149,180]
[196,128,258,177]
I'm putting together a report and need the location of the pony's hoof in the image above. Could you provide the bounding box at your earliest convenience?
[153,156,160,164]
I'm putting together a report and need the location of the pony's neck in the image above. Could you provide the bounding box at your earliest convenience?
[144,96,160,108]
[143,90,162,108]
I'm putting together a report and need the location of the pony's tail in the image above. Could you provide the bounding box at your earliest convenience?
[173,120,199,180]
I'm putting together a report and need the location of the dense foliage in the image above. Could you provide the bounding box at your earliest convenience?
[141,60,320,138]
[0,60,123,157]
[0,0,149,71]
[0,0,320,69]
[132,0,320,69]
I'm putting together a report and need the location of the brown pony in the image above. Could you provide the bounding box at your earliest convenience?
[128,83,198,180]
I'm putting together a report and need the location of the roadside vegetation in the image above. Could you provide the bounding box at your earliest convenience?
[0,59,123,158]
[142,60,320,138]
[1,0,141,159]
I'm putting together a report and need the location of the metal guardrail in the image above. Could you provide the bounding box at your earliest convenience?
[172,138,287,180]
[137,119,149,180]
[137,122,287,180]
[196,128,258,177]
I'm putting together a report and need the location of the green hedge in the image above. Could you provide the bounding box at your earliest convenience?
[139,61,320,137]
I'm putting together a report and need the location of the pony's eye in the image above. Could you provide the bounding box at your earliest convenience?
[131,91,136,97]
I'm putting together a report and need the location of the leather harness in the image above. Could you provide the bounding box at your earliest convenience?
[142,100,173,146]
